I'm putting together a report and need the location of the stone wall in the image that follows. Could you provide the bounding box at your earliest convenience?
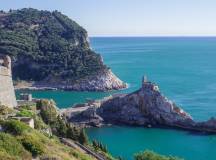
[0,55,17,108]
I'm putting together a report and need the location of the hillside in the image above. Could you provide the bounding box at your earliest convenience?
[0,99,182,160]
[0,100,116,160]
[0,8,126,91]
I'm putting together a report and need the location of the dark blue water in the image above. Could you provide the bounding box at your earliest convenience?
[18,37,216,160]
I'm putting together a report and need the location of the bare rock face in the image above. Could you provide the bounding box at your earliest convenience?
[62,69,127,91]
[99,82,193,127]
[62,103,104,127]
[31,69,127,91]
[62,80,193,128]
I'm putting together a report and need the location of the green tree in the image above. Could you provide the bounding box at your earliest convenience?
[0,8,108,82]
[78,129,88,145]
[21,136,44,157]
[36,100,58,125]
[92,140,108,153]
[53,115,67,137]
[134,151,183,160]
[66,125,80,141]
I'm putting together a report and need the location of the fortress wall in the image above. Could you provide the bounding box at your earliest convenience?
[0,56,17,108]
[0,66,10,76]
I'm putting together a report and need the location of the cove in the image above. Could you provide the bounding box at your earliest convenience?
[86,126,216,160]
[16,37,216,159]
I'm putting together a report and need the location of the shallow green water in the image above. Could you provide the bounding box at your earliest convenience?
[17,37,216,160]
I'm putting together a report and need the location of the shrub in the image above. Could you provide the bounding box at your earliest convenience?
[19,105,36,111]
[36,99,58,124]
[0,105,14,115]
[33,115,48,130]
[39,155,61,160]
[51,115,67,137]
[134,150,183,160]
[36,99,90,145]
[92,140,108,153]
[16,109,34,117]
[0,150,16,160]
[69,150,93,160]
[2,120,30,135]
[19,131,47,157]
[21,136,44,156]
[0,132,31,160]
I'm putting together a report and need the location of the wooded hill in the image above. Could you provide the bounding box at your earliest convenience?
[0,8,107,81]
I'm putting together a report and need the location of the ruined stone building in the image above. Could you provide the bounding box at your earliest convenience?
[0,55,17,107]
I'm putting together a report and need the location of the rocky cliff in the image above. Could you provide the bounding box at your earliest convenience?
[62,78,216,133]
[0,8,126,91]
[30,69,127,91]
[98,81,193,127]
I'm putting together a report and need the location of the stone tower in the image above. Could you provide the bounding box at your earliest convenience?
[142,75,148,88]
[0,55,17,108]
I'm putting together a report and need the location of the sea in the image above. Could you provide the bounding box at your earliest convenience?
[16,37,216,160]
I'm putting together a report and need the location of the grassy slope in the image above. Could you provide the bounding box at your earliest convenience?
[0,125,95,160]
[0,111,95,160]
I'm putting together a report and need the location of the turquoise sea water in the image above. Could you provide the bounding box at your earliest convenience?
[17,37,216,160]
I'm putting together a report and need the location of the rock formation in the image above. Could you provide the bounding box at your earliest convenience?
[34,69,127,91]
[0,55,17,108]
[62,77,216,134]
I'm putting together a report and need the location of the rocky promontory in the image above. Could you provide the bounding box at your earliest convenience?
[0,8,126,91]
[62,77,216,133]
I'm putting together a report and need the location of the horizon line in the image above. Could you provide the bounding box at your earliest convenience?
[89,35,216,38]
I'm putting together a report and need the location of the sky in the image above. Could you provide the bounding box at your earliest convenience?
[1,0,216,36]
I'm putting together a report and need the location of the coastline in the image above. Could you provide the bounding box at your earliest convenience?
[61,80,216,134]
[15,82,128,92]
[14,70,128,92]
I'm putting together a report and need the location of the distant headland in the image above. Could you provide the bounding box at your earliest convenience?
[0,8,126,91]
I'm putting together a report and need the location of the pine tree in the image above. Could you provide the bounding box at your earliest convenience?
[78,129,88,145]
[56,115,67,137]
[92,139,98,149]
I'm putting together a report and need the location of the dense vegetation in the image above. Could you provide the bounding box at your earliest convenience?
[134,151,183,160]
[0,102,96,160]
[36,99,88,144]
[0,120,93,160]
[0,132,31,160]
[0,100,184,160]
[0,8,107,81]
